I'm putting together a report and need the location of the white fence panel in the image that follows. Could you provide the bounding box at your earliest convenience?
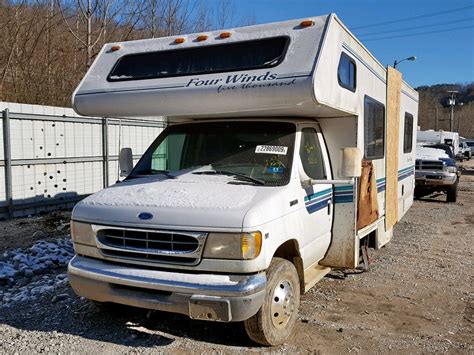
[0,101,165,219]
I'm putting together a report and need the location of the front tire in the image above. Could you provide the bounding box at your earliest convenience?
[244,258,300,346]
[447,180,458,203]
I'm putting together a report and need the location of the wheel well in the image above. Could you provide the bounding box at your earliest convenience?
[273,239,304,293]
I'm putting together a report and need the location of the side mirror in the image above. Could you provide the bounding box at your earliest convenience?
[119,147,133,177]
[341,147,362,178]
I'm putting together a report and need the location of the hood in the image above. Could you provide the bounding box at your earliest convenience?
[73,172,277,230]
[416,146,448,160]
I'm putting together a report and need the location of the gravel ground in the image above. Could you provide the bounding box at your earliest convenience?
[0,162,472,354]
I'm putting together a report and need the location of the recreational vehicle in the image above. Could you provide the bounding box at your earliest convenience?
[68,14,418,345]
[417,129,460,156]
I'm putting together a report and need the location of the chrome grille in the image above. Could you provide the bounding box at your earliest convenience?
[415,159,444,171]
[96,228,207,265]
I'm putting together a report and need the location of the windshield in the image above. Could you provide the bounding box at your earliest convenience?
[131,121,296,185]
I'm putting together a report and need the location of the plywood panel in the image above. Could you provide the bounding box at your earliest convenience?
[357,160,379,230]
[385,67,402,230]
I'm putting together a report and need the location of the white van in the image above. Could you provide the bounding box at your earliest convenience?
[68,14,418,345]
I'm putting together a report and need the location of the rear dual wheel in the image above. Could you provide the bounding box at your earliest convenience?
[244,258,300,346]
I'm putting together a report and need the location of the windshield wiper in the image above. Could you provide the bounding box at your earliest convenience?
[193,170,265,185]
[133,169,176,179]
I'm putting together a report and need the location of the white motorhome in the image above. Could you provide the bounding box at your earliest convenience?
[68,14,418,345]
[417,129,460,156]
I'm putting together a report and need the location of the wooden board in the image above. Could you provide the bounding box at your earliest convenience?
[385,67,402,230]
[357,160,379,230]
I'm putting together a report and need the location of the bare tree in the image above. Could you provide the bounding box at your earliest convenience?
[215,0,235,30]
[57,0,128,69]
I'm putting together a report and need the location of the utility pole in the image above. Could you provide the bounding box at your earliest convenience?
[447,90,458,132]
[456,103,464,133]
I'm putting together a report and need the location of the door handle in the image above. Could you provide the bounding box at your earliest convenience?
[327,201,331,215]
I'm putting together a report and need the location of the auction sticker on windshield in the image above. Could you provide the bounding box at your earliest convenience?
[255,145,288,155]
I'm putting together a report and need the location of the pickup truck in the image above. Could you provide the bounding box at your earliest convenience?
[415,143,460,202]
[458,141,472,161]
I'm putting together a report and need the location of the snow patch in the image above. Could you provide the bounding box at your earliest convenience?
[82,173,257,209]
[0,238,74,307]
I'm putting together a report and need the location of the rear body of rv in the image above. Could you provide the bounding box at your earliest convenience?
[417,129,460,156]
[68,14,418,345]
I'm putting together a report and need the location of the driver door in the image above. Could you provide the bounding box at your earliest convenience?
[297,125,333,267]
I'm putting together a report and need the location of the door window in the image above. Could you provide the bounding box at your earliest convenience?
[300,128,326,180]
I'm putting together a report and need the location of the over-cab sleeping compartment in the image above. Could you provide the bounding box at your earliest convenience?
[73,16,333,118]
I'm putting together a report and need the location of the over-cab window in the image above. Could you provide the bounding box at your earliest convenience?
[299,128,326,179]
[338,52,356,92]
[108,37,290,82]
[403,112,414,153]
[364,96,385,160]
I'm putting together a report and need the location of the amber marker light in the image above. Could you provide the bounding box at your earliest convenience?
[197,34,208,41]
[110,45,121,52]
[174,37,185,44]
[220,32,232,39]
[300,20,314,27]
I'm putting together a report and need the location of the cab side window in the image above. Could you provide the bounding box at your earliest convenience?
[338,52,356,92]
[300,128,326,179]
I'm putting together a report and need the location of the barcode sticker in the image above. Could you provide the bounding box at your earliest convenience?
[255,145,288,155]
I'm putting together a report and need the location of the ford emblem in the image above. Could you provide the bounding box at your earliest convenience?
[138,212,153,220]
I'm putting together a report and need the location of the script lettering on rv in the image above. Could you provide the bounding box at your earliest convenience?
[185,71,298,94]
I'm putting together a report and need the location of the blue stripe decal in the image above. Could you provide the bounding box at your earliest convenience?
[334,185,354,204]
[334,195,353,203]
[306,198,332,214]
[304,188,332,202]
[304,188,332,214]
[376,166,415,192]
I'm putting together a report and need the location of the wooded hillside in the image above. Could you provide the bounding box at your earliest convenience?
[417,83,474,138]
[0,0,251,107]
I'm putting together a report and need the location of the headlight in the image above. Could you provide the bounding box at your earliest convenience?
[70,221,95,246]
[446,166,457,173]
[203,231,262,260]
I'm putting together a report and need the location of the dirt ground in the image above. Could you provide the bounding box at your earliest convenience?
[0,161,473,354]
[0,211,71,252]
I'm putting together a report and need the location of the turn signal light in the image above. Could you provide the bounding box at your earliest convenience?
[241,232,262,260]
[197,34,208,41]
[174,37,185,44]
[110,45,121,52]
[220,32,232,39]
[300,20,314,27]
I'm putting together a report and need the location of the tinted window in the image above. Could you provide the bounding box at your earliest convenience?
[338,52,356,91]
[364,96,385,159]
[108,37,289,82]
[300,128,326,179]
[403,112,414,153]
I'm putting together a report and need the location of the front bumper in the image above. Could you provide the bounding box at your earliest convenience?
[68,255,266,322]
[415,170,457,187]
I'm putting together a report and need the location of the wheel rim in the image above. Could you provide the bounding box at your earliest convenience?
[270,279,295,329]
